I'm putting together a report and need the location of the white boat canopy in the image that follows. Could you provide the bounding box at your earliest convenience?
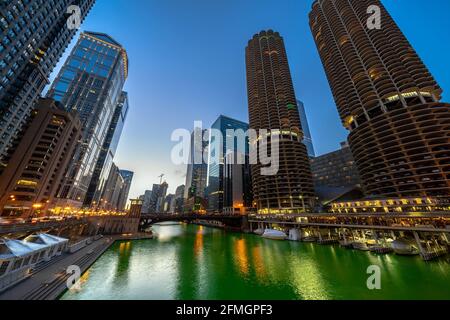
[0,234,68,260]
[0,239,45,260]
[24,233,68,246]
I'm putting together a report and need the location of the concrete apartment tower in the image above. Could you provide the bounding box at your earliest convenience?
[246,30,316,214]
[0,99,81,218]
[309,0,450,199]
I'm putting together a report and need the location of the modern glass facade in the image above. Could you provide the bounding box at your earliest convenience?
[184,128,208,213]
[47,32,128,208]
[172,185,185,214]
[98,162,123,211]
[207,115,249,213]
[84,91,129,207]
[148,182,168,213]
[0,0,95,168]
[141,190,153,214]
[297,100,315,158]
[117,169,133,211]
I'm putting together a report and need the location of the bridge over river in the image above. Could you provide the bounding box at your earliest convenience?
[139,213,248,230]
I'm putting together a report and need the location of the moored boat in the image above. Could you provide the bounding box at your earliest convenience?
[253,228,265,236]
[302,236,318,242]
[339,239,353,248]
[352,241,370,251]
[262,229,287,240]
[288,229,301,241]
[391,238,420,255]
[369,245,394,254]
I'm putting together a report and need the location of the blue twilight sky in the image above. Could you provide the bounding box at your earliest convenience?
[48,0,450,198]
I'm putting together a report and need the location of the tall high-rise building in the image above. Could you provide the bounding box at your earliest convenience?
[184,128,208,213]
[0,98,81,218]
[117,169,133,211]
[84,91,129,207]
[163,194,175,213]
[297,100,315,158]
[148,182,168,213]
[207,115,249,213]
[309,0,450,199]
[141,190,153,214]
[224,152,254,215]
[98,162,123,211]
[171,185,185,214]
[0,0,95,167]
[246,30,316,214]
[47,31,128,208]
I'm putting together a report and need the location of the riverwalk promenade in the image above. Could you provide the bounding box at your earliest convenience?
[0,233,152,300]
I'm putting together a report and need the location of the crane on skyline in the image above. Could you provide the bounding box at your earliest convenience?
[158,174,165,184]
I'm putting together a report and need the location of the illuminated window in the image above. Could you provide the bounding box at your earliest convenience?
[16,180,37,187]
[339,35,349,46]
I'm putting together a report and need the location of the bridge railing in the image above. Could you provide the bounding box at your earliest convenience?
[0,217,87,235]
[141,212,246,219]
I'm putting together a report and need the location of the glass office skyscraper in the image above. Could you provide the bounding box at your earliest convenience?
[297,100,315,158]
[0,0,95,169]
[84,91,129,207]
[148,182,168,213]
[47,31,128,208]
[207,115,249,213]
[117,169,134,211]
[184,128,208,213]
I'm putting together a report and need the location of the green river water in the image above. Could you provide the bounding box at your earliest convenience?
[61,223,450,300]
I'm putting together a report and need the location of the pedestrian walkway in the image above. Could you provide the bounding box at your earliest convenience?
[0,236,113,300]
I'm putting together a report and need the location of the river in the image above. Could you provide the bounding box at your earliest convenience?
[61,223,450,300]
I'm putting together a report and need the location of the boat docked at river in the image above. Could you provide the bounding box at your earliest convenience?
[302,236,318,242]
[369,245,394,254]
[261,229,287,240]
[288,229,301,241]
[391,238,420,256]
[253,228,265,236]
[339,240,353,248]
[352,241,370,251]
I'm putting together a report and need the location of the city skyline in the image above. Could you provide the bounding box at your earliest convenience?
[1,0,450,303]
[45,0,450,198]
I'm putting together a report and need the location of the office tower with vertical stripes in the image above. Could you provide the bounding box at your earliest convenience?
[0,0,95,168]
[309,0,450,199]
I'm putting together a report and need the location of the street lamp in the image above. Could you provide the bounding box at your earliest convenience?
[29,203,43,222]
